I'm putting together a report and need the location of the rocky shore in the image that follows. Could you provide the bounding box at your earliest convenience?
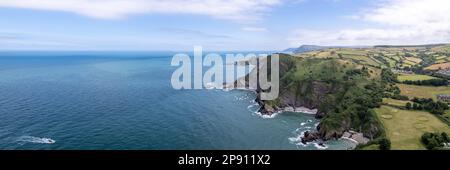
[301,130,369,146]
[230,54,377,149]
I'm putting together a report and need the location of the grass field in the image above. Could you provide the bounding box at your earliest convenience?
[342,55,380,66]
[385,57,397,67]
[405,57,422,64]
[436,59,448,64]
[375,105,450,150]
[360,144,380,150]
[425,62,450,70]
[397,84,450,100]
[382,98,409,107]
[445,110,450,119]
[403,60,418,66]
[389,55,401,62]
[432,45,450,53]
[436,56,447,60]
[397,74,437,82]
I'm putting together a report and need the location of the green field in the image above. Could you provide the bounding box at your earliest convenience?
[446,110,450,119]
[405,57,422,64]
[375,106,450,150]
[398,84,450,100]
[425,62,450,70]
[436,56,447,60]
[382,98,409,107]
[397,74,437,82]
[342,55,380,66]
[360,144,380,150]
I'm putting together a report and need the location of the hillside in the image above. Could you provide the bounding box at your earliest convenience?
[252,54,387,142]
[252,44,450,149]
[290,44,450,73]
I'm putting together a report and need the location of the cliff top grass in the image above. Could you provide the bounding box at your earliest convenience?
[375,105,450,150]
[292,58,350,82]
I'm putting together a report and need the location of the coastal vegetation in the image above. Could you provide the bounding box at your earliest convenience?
[257,44,450,149]
[255,54,386,143]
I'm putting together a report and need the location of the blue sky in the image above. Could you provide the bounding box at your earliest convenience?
[0,0,449,51]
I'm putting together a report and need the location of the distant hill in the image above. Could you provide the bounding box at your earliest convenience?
[283,45,370,54]
[282,45,329,54]
[374,44,449,48]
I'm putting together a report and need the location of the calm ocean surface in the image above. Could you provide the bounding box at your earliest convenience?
[0,52,354,150]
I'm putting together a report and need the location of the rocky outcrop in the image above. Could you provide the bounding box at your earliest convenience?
[257,81,333,118]
[301,131,320,144]
[341,131,370,145]
[234,54,381,145]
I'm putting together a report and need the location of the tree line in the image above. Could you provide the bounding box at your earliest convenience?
[406,97,449,115]
[402,79,448,86]
[421,132,449,150]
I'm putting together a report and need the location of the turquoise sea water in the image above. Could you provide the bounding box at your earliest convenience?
[0,52,354,150]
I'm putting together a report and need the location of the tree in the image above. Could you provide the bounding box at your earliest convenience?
[379,138,391,150]
[406,102,412,110]
[442,132,449,142]
[413,103,419,110]
[381,69,398,83]
[421,132,448,150]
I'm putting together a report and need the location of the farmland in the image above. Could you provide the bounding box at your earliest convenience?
[375,106,450,150]
[397,74,437,82]
[397,84,450,100]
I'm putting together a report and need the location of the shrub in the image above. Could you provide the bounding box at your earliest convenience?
[379,138,391,150]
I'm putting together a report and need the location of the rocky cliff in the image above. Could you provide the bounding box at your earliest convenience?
[236,54,384,143]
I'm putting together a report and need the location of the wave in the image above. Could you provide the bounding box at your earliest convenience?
[288,131,305,144]
[247,103,259,109]
[17,136,55,144]
[313,143,328,150]
[254,111,280,119]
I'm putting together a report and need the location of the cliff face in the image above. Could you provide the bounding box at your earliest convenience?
[257,81,334,118]
[242,54,384,142]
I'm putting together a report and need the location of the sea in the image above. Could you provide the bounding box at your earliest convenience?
[0,51,355,150]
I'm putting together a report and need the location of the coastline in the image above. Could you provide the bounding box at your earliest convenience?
[281,106,318,115]
[227,55,368,149]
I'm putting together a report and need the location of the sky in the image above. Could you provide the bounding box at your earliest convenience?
[0,0,450,51]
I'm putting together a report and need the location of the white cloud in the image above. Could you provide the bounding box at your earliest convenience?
[242,27,268,32]
[289,0,450,46]
[0,0,282,22]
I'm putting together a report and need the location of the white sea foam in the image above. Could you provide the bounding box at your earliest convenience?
[247,103,259,109]
[313,143,328,150]
[254,111,280,119]
[17,136,55,144]
[288,131,304,144]
[314,122,320,127]
[288,128,330,150]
